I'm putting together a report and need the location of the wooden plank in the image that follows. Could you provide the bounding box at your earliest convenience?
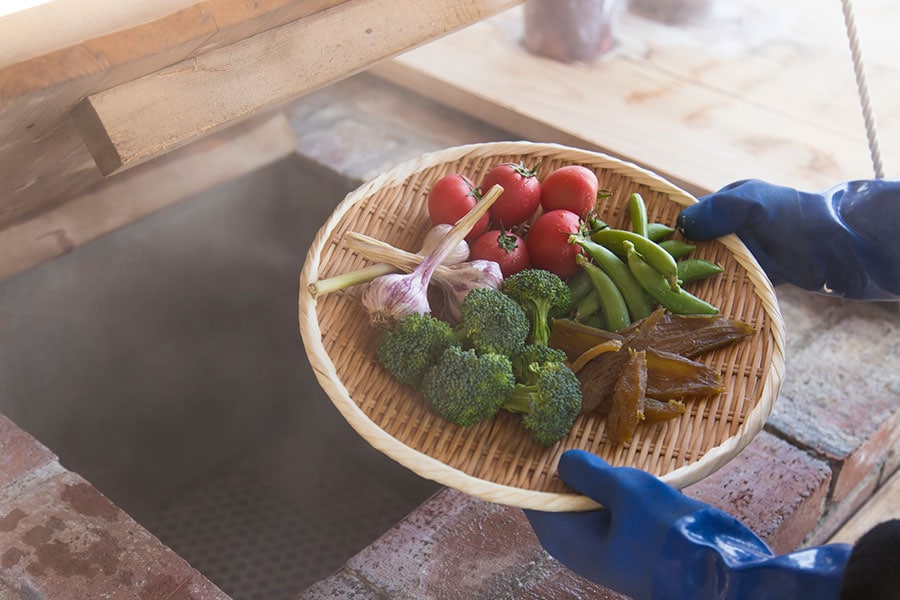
[371,2,899,194]
[0,0,202,66]
[829,468,900,545]
[0,113,297,283]
[0,0,344,228]
[71,0,523,176]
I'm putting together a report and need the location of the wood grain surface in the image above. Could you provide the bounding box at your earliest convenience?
[0,0,521,231]
[373,1,899,195]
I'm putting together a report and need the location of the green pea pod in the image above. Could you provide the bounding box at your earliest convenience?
[659,239,697,259]
[627,193,649,238]
[588,217,609,235]
[677,258,725,283]
[646,222,676,242]
[624,242,719,315]
[566,269,595,307]
[570,235,652,321]
[581,313,608,331]
[574,288,604,323]
[591,228,680,290]
[576,255,631,331]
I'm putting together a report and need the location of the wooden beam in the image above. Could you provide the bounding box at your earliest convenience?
[71,0,523,176]
[0,113,297,282]
[0,0,343,228]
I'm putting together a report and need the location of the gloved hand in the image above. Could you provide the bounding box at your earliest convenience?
[676,179,900,301]
[525,450,852,600]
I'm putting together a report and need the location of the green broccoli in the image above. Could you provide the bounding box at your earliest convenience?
[501,269,571,346]
[503,361,582,446]
[376,312,460,390]
[511,344,569,382]
[457,287,530,356]
[421,346,516,427]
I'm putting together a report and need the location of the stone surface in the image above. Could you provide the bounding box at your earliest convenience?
[288,73,513,183]
[0,415,56,490]
[685,431,832,552]
[768,287,900,502]
[299,487,626,600]
[0,467,229,599]
[297,568,390,600]
[511,562,630,600]
[346,489,546,600]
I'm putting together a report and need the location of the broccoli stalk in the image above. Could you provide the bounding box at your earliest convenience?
[501,269,571,346]
[503,361,582,446]
[421,346,516,427]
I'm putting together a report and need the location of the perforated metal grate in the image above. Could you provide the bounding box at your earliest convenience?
[143,427,438,600]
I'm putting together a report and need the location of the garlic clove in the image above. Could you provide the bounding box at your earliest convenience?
[420,224,470,265]
[361,272,431,328]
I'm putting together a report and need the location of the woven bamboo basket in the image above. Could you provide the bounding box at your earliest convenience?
[298,141,784,511]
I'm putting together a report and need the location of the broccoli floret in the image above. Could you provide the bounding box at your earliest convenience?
[421,346,516,427]
[457,287,530,356]
[511,344,569,382]
[376,312,460,390]
[503,361,582,446]
[501,269,571,346]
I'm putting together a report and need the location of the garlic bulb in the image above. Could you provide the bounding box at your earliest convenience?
[346,231,503,323]
[309,225,468,298]
[360,184,504,327]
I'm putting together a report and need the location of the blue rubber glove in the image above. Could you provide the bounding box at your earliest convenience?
[525,450,852,600]
[676,179,900,301]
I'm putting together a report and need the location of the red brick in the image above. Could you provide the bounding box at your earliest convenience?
[0,469,229,600]
[766,292,900,503]
[807,469,880,547]
[0,414,56,490]
[512,560,629,600]
[296,567,389,600]
[831,410,900,502]
[685,431,831,553]
[347,489,547,599]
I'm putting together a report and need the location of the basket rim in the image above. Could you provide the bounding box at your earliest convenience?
[298,140,785,511]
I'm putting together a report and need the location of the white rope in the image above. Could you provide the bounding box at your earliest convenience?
[840,0,885,178]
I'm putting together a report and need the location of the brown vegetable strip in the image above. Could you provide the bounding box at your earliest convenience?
[606,350,647,444]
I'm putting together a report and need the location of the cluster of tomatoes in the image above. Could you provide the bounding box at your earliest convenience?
[427,162,601,280]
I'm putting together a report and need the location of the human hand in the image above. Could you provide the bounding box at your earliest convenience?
[524,450,719,599]
[676,179,900,300]
[525,450,851,600]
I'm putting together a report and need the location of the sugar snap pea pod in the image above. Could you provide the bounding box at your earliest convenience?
[646,222,676,242]
[677,258,725,283]
[574,287,603,322]
[659,239,697,259]
[591,228,680,290]
[624,241,719,315]
[566,269,595,307]
[581,313,608,331]
[627,193,649,238]
[588,216,609,235]
[576,254,631,331]
[569,235,652,321]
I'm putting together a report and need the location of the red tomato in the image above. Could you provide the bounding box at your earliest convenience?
[469,229,531,277]
[540,165,600,218]
[427,174,490,241]
[525,209,583,280]
[481,161,542,227]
